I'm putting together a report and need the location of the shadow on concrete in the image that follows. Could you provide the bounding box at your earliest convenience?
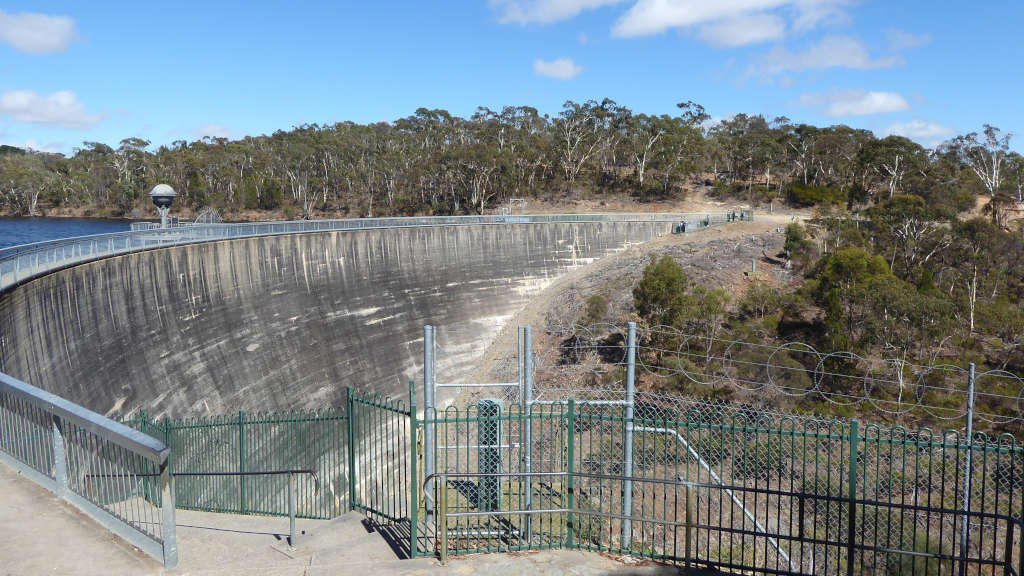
[361,517,412,560]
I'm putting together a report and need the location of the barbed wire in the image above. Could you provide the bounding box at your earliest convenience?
[525,321,1024,428]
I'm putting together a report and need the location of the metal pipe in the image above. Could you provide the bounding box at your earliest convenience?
[959,363,976,576]
[622,321,636,549]
[636,426,797,572]
[529,399,631,406]
[423,325,436,528]
[523,326,534,545]
[0,372,168,462]
[443,444,519,450]
[435,382,519,388]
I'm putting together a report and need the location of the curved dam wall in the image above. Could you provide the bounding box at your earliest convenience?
[0,221,670,418]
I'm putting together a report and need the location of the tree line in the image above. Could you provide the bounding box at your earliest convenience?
[1,99,1021,221]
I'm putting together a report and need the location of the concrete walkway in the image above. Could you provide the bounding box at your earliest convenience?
[0,462,689,575]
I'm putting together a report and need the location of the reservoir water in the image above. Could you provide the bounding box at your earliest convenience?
[0,218,130,250]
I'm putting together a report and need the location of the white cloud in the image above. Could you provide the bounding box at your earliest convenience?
[754,36,901,75]
[884,119,956,147]
[796,90,910,117]
[886,29,930,52]
[0,10,76,54]
[0,90,102,129]
[492,0,848,48]
[533,57,584,79]
[701,114,735,131]
[6,139,64,154]
[491,0,625,24]
[193,124,234,139]
[697,13,785,47]
[612,0,847,38]
[790,0,850,31]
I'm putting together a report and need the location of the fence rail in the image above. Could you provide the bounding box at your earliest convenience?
[420,399,1024,575]
[125,406,347,520]
[0,372,177,568]
[0,211,746,293]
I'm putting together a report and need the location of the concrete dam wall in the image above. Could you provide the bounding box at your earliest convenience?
[0,221,670,418]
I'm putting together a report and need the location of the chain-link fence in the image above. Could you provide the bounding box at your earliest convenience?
[423,399,1024,574]
[425,322,1024,574]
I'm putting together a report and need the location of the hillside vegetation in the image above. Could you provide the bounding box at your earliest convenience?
[1,100,1021,225]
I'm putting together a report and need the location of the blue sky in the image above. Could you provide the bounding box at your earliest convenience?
[0,1,1020,154]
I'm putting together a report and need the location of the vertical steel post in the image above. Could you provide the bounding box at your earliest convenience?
[52,416,67,498]
[346,386,356,512]
[238,410,246,514]
[1018,490,1024,576]
[423,325,436,529]
[622,322,636,550]
[161,463,178,569]
[518,327,524,407]
[847,419,859,576]
[523,326,534,545]
[959,363,977,576]
[288,472,296,548]
[566,398,576,549]
[439,475,448,565]
[409,379,419,559]
[684,484,693,572]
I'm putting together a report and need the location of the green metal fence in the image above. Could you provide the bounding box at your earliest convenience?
[125,386,414,524]
[422,399,1024,575]
[127,407,348,519]
[120,381,1024,574]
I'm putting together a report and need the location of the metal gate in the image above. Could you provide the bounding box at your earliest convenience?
[347,385,413,527]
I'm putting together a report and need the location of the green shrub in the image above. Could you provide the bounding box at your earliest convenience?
[786,183,846,207]
[583,294,609,326]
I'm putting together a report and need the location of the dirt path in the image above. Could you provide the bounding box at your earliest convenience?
[458,215,796,399]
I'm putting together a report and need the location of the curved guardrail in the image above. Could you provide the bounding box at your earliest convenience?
[0,371,177,568]
[0,211,749,294]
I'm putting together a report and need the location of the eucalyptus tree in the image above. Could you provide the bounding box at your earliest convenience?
[553,99,606,184]
[859,135,927,199]
[950,125,1014,223]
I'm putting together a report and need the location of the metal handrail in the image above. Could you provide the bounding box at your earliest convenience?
[0,372,168,462]
[0,370,176,568]
[90,469,320,548]
[88,469,321,494]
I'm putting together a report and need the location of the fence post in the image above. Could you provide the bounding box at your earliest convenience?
[846,419,859,576]
[1018,491,1024,576]
[524,326,534,545]
[424,325,436,529]
[288,472,296,548]
[346,386,357,512]
[622,321,636,550]
[160,461,178,569]
[409,379,419,559]
[238,410,246,514]
[959,363,977,576]
[52,415,67,498]
[566,398,576,549]
[684,484,693,572]
[439,473,448,565]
